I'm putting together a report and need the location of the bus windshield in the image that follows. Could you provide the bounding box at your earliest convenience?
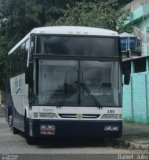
[37,35,119,57]
[35,60,120,107]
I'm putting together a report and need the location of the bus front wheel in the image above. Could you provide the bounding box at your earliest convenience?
[8,115,12,127]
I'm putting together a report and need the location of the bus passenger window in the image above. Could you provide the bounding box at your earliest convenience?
[30,36,35,61]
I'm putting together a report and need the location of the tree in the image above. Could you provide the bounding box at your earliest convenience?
[117,9,134,33]
[0,0,9,20]
[0,34,11,90]
[0,0,131,91]
[55,0,129,31]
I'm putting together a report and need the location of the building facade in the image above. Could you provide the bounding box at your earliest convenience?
[122,0,149,124]
[124,0,149,56]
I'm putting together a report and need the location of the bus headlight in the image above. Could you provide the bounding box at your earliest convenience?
[101,114,122,119]
[39,113,58,118]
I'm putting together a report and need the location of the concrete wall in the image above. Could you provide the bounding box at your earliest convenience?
[123,58,149,124]
[123,72,149,124]
[124,0,149,11]
[136,17,149,56]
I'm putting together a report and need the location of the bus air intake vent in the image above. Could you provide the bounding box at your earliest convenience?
[58,114,100,119]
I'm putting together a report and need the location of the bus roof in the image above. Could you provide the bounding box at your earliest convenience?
[30,26,118,36]
[8,26,118,55]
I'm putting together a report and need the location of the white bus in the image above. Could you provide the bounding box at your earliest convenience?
[5,26,129,144]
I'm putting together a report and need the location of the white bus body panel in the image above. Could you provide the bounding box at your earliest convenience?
[30,106,122,121]
[10,73,29,116]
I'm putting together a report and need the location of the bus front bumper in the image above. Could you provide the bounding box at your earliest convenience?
[27,119,122,138]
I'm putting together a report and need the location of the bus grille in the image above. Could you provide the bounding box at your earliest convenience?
[58,114,100,119]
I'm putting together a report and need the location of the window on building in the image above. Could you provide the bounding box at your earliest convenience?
[134,58,146,73]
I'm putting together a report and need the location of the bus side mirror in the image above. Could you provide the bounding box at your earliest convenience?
[25,66,33,86]
[124,73,130,85]
[122,62,130,85]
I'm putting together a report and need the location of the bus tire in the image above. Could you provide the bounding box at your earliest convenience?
[8,115,12,127]
[8,105,12,127]
[26,135,36,145]
[12,126,19,134]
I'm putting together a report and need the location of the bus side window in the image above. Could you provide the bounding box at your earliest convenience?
[26,39,29,67]
[8,55,11,77]
[29,35,35,62]
[13,49,17,76]
[20,42,26,73]
[11,54,14,77]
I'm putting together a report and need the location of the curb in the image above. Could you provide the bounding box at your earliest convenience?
[117,138,149,150]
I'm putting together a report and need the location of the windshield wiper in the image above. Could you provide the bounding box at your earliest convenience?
[80,82,103,109]
[56,95,66,108]
[56,82,79,108]
[54,82,103,108]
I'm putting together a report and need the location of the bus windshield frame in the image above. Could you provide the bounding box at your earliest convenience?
[30,34,121,107]
[34,34,119,58]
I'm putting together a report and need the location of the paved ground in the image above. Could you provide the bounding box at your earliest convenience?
[0,107,149,160]
[120,122,149,149]
[123,122,149,136]
[0,117,148,155]
[0,106,5,117]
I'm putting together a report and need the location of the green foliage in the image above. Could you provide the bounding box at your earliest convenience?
[117,9,134,33]
[56,0,123,30]
[0,34,10,90]
[0,0,131,90]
